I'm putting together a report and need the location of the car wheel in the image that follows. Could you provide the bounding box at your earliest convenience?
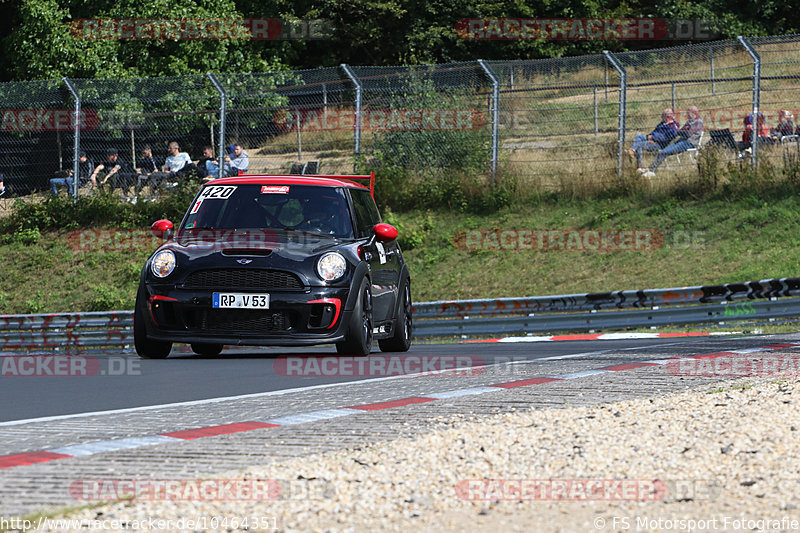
[379,278,412,352]
[336,277,373,356]
[134,285,172,359]
[191,343,224,356]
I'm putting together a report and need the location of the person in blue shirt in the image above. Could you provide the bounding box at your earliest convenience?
[643,105,704,176]
[50,151,94,194]
[631,109,679,170]
[205,143,249,178]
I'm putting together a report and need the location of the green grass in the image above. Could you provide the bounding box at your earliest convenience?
[388,195,800,302]
[2,194,800,314]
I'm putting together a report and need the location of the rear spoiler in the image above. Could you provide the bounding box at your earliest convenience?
[304,172,375,199]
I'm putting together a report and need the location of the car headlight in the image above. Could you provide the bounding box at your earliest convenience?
[316,252,346,282]
[151,250,176,278]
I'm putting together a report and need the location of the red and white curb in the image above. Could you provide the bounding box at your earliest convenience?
[1,342,798,471]
[463,331,742,343]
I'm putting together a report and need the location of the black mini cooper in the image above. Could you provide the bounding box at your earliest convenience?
[134,174,412,358]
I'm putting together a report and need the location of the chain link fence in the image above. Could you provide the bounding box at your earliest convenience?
[1,34,799,204]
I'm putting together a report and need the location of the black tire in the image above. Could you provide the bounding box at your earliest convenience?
[379,278,412,352]
[336,277,373,356]
[191,343,224,356]
[134,286,172,359]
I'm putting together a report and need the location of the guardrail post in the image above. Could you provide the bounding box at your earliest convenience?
[207,73,227,180]
[62,78,81,199]
[603,51,627,176]
[340,64,362,172]
[738,36,761,169]
[478,60,499,182]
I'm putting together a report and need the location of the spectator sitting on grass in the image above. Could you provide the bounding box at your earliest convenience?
[206,143,248,178]
[631,108,679,170]
[226,143,249,175]
[641,105,704,177]
[197,145,219,181]
[773,110,795,139]
[136,144,170,189]
[50,151,93,194]
[0,173,5,197]
[90,148,131,187]
[163,141,192,174]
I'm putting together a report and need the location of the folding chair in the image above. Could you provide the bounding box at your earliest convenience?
[302,161,320,174]
[674,130,704,165]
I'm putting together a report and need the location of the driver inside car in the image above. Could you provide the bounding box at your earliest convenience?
[301,196,342,235]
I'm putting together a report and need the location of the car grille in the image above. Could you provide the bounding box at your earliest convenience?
[183,269,303,290]
[184,309,294,333]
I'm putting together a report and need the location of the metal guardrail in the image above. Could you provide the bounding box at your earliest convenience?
[2,277,800,355]
[414,277,800,318]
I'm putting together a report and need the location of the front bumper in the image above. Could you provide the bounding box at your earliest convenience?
[142,285,352,346]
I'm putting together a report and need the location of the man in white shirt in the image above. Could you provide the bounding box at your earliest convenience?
[163,141,192,173]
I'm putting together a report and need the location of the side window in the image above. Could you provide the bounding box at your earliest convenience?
[350,189,381,238]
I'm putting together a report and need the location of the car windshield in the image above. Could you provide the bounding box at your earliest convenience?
[180,184,355,238]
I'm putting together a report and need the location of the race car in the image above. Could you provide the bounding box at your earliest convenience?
[134,174,411,358]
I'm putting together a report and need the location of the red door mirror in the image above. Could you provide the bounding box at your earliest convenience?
[373,223,398,242]
[151,219,174,240]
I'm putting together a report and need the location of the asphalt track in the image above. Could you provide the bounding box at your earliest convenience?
[5,332,800,517]
[0,336,734,422]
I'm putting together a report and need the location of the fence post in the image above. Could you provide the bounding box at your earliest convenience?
[62,78,81,199]
[340,64,362,172]
[295,107,302,160]
[671,82,676,111]
[710,48,716,95]
[478,60,499,182]
[738,36,761,169]
[593,87,598,136]
[206,73,227,179]
[603,51,627,176]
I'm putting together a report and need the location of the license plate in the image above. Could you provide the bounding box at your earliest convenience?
[212,293,270,309]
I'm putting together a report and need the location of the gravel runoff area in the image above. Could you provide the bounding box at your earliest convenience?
[30,375,800,533]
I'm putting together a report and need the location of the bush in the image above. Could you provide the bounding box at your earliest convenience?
[0,182,201,234]
[374,167,516,214]
[88,285,131,311]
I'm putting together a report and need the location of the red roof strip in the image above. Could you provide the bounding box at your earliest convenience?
[160,421,279,440]
[0,451,72,469]
[347,397,435,411]
[209,175,370,189]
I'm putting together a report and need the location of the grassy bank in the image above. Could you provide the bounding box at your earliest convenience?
[2,193,800,314]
